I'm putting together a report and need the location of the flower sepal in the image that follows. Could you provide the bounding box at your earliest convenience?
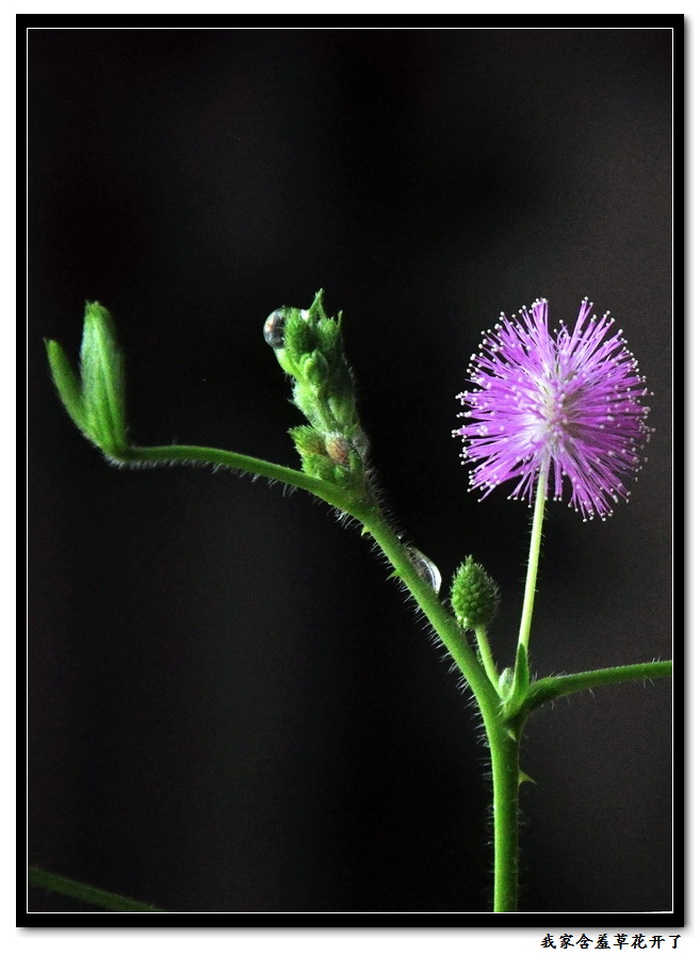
[501,643,531,716]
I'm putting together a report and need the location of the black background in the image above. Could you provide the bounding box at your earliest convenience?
[28,22,675,916]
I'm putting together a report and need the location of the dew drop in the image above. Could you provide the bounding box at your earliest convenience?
[263,308,287,349]
[405,546,442,594]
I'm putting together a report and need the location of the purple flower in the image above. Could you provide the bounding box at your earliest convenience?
[454,299,652,521]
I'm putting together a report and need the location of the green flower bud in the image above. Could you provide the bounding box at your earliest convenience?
[305,288,328,324]
[301,453,339,483]
[301,350,330,391]
[264,290,370,497]
[316,316,343,357]
[450,556,500,630]
[289,425,326,458]
[327,391,359,432]
[282,309,318,366]
[291,380,327,432]
[46,301,128,458]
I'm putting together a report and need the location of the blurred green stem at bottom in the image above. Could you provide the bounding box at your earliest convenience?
[29,866,165,912]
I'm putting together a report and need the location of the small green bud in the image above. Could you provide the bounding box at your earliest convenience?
[301,350,330,391]
[327,391,359,432]
[450,556,500,630]
[300,453,338,483]
[305,288,328,324]
[289,426,367,490]
[316,317,342,357]
[291,380,327,432]
[289,425,326,459]
[289,428,330,480]
[282,309,317,366]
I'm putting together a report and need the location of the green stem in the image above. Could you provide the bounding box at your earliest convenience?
[525,660,672,713]
[358,510,501,721]
[488,464,548,911]
[490,729,521,912]
[357,510,518,913]
[517,466,548,653]
[474,625,500,692]
[29,866,164,912]
[116,444,354,511]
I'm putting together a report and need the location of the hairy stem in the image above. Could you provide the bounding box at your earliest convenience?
[29,866,164,912]
[490,729,521,912]
[525,660,672,713]
[356,509,519,912]
[358,509,501,718]
[117,444,353,510]
[474,625,501,692]
[518,466,548,653]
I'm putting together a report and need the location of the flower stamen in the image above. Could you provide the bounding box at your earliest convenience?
[453,299,652,520]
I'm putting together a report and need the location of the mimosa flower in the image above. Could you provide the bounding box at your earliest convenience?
[454,299,652,520]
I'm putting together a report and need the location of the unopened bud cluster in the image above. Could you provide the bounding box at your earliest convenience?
[264,290,370,493]
[450,556,500,630]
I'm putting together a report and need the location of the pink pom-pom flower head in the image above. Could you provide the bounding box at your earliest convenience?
[454,299,652,521]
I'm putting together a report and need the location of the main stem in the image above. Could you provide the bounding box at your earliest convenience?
[490,727,522,912]
[359,509,518,912]
[491,464,548,911]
